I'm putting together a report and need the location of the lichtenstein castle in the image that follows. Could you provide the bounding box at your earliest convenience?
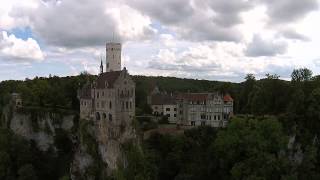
[77,42,136,171]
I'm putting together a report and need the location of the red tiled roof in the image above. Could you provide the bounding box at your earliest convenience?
[96,71,122,89]
[223,94,233,102]
[176,93,208,101]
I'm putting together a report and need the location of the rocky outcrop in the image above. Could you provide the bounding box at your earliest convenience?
[2,106,75,151]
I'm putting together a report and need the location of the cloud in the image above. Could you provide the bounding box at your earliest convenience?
[278,29,310,41]
[207,0,253,27]
[263,0,319,24]
[127,0,244,42]
[8,0,155,48]
[0,31,44,61]
[143,41,293,81]
[245,35,288,57]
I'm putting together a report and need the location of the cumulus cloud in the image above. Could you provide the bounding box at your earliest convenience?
[144,42,293,81]
[278,29,310,41]
[263,0,319,24]
[0,31,44,61]
[245,35,288,57]
[7,0,155,48]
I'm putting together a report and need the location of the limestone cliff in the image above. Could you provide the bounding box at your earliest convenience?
[1,104,139,179]
[70,117,138,179]
[1,105,76,151]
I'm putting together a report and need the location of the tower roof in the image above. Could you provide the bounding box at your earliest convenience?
[96,70,122,89]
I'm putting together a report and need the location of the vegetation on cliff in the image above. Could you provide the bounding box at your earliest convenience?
[1,68,320,179]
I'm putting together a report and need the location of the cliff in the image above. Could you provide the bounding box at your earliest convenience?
[1,103,139,179]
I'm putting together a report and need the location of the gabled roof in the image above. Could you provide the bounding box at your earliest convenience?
[176,93,208,101]
[223,94,233,102]
[151,94,176,105]
[96,71,122,89]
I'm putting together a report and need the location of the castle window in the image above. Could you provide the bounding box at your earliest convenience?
[109,114,112,121]
[174,114,176,117]
[109,101,112,109]
[96,112,101,120]
[126,101,128,109]
[97,102,99,108]
[103,113,107,120]
[166,108,170,111]
[122,102,124,110]
[97,92,99,98]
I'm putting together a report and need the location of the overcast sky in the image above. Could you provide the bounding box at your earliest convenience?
[1,0,320,82]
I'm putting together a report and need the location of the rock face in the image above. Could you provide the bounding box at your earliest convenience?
[2,106,75,151]
[96,118,137,170]
[1,104,138,179]
[70,117,137,179]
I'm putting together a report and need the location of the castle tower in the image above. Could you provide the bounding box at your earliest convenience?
[106,42,121,72]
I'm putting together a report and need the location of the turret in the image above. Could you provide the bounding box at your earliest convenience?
[100,58,103,74]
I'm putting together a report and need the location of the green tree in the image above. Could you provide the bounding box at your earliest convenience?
[214,117,289,180]
[18,164,38,180]
[291,68,313,82]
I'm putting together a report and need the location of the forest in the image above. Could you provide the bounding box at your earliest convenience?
[1,68,320,179]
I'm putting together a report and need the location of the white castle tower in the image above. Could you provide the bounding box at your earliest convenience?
[106,42,121,72]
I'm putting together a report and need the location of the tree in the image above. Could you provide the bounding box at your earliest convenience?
[214,117,289,180]
[291,68,313,82]
[239,74,256,113]
[18,164,38,180]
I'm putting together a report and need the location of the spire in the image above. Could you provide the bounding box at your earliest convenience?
[100,57,103,74]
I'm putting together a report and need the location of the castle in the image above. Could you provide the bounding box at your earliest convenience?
[77,42,135,170]
[78,42,135,122]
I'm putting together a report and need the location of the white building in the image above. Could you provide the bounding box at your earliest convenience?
[148,88,234,127]
[149,93,177,124]
[176,93,233,127]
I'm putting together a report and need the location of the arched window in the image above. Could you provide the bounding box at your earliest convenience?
[103,113,107,120]
[96,112,101,120]
[109,114,112,121]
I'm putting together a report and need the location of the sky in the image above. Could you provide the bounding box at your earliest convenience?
[1,0,320,82]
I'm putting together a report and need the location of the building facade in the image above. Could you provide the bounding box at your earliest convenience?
[148,88,233,127]
[77,42,135,169]
[176,93,233,127]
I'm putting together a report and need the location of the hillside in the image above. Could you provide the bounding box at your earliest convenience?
[1,69,320,179]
